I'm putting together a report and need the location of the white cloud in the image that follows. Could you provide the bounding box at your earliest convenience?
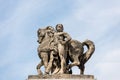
[94,46,120,80]
[102,49,120,62]
[61,0,120,41]
[96,62,120,80]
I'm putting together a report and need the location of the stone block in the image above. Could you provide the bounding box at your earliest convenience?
[28,74,94,80]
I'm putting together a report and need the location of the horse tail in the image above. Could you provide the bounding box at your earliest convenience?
[82,39,95,63]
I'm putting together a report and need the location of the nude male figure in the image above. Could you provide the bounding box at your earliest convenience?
[55,24,71,74]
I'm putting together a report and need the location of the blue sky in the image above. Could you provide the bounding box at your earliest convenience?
[0,0,120,80]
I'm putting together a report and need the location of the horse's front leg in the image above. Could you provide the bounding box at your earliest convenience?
[40,52,49,74]
[36,60,43,75]
[45,51,54,74]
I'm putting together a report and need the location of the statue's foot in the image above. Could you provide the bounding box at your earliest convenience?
[37,69,43,75]
[57,69,64,74]
[42,73,49,78]
[44,71,49,75]
[52,68,60,74]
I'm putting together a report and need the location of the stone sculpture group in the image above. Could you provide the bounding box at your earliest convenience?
[36,24,95,75]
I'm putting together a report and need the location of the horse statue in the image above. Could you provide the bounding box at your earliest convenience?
[36,26,95,75]
[67,39,95,74]
[36,26,55,75]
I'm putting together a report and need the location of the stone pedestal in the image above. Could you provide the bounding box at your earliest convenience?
[28,74,94,80]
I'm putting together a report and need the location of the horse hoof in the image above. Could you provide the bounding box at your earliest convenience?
[37,69,43,75]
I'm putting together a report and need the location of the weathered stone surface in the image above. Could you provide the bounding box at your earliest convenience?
[28,25,95,80]
[28,74,94,80]
[36,25,95,75]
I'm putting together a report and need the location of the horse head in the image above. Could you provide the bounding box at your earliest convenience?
[37,26,55,44]
[37,28,46,44]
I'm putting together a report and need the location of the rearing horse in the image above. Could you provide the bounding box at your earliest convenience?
[36,27,53,75]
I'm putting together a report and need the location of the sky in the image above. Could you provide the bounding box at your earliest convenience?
[0,0,120,80]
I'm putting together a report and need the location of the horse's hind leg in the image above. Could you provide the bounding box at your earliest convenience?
[68,61,80,69]
[67,56,80,69]
[36,60,43,75]
[79,65,85,75]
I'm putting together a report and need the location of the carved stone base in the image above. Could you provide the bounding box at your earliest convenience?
[28,74,94,80]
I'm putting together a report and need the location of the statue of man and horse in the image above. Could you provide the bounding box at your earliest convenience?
[36,24,95,75]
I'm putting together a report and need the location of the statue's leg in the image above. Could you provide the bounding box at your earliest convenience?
[67,56,80,69]
[45,51,54,74]
[80,65,85,75]
[52,60,60,74]
[58,44,66,74]
[36,60,43,75]
[40,52,49,73]
[52,67,60,74]
[51,65,55,73]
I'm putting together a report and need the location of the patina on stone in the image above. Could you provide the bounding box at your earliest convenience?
[28,24,95,80]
